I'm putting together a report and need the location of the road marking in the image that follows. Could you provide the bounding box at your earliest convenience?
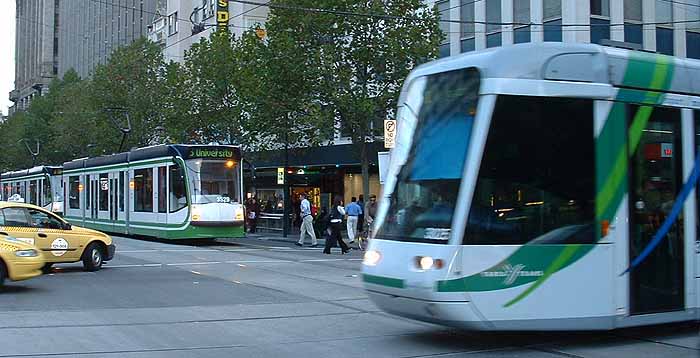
[106,258,361,269]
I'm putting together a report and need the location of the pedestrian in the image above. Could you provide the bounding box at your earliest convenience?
[345,196,362,245]
[365,194,378,229]
[357,194,365,235]
[324,196,351,254]
[296,193,318,247]
[246,198,260,233]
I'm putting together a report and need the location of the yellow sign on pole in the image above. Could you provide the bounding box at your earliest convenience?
[217,0,229,32]
[384,119,396,148]
[277,168,285,184]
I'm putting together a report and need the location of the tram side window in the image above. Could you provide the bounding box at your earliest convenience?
[42,179,51,206]
[119,171,125,212]
[169,164,187,212]
[69,176,80,209]
[134,168,154,212]
[158,167,167,213]
[99,173,109,211]
[464,96,595,245]
[29,180,37,205]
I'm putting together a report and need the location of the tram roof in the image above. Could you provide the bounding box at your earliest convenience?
[405,42,700,97]
[63,144,242,171]
[0,166,62,180]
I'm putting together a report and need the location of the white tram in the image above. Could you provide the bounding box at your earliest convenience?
[61,144,245,239]
[362,43,700,330]
[0,166,64,214]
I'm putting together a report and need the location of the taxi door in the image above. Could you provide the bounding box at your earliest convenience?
[27,207,82,262]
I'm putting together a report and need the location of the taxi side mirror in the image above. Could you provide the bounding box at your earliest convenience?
[63,223,72,231]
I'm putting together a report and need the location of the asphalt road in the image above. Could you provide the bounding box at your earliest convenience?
[0,234,698,357]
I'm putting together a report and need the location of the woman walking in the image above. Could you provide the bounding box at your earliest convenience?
[324,196,351,254]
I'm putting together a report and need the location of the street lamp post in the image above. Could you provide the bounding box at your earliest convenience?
[283,117,290,237]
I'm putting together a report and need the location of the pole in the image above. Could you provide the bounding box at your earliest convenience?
[283,125,290,237]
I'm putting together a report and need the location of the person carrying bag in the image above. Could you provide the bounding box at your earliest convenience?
[323,196,351,254]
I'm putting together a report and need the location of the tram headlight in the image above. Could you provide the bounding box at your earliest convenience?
[234,206,244,221]
[363,250,382,266]
[416,256,444,271]
[192,206,201,221]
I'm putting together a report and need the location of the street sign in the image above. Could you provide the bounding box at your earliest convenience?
[277,168,285,184]
[217,0,229,32]
[384,120,396,148]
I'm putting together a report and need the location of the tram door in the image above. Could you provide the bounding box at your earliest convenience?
[89,175,99,224]
[628,106,685,314]
[109,173,118,232]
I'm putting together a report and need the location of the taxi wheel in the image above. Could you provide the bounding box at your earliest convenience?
[82,244,104,272]
[41,264,53,274]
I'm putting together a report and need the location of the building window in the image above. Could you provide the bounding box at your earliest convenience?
[437,0,450,44]
[544,19,562,42]
[207,0,215,18]
[487,32,502,48]
[461,38,475,52]
[514,26,531,43]
[656,28,674,55]
[168,12,178,36]
[624,0,643,21]
[439,43,450,58]
[656,0,673,55]
[591,0,610,17]
[591,18,611,44]
[543,0,562,42]
[461,0,475,40]
[513,0,530,43]
[655,0,673,24]
[543,0,562,20]
[688,31,700,59]
[134,168,154,212]
[485,0,501,34]
[625,23,643,45]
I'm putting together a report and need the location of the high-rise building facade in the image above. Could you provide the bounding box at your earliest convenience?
[148,0,269,62]
[434,0,700,59]
[10,0,60,115]
[57,0,158,78]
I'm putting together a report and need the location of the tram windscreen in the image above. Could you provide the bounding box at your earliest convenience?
[376,68,479,243]
[188,160,241,204]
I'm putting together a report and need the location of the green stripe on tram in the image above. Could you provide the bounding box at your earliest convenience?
[362,274,405,289]
[436,53,677,307]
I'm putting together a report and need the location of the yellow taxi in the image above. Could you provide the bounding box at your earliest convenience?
[0,234,44,286]
[0,202,115,272]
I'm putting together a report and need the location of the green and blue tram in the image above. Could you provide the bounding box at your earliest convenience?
[363,43,700,330]
[62,145,245,239]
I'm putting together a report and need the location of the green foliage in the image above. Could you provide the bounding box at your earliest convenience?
[1,1,440,181]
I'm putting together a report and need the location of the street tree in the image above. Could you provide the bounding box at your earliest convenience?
[264,0,441,201]
[90,38,168,153]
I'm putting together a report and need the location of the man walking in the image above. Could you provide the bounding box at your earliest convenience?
[296,193,317,247]
[345,197,362,245]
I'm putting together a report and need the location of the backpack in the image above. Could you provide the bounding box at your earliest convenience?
[328,206,342,221]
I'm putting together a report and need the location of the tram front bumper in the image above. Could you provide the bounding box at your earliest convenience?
[366,290,490,330]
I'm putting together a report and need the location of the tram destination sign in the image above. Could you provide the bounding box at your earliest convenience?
[184,147,240,160]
